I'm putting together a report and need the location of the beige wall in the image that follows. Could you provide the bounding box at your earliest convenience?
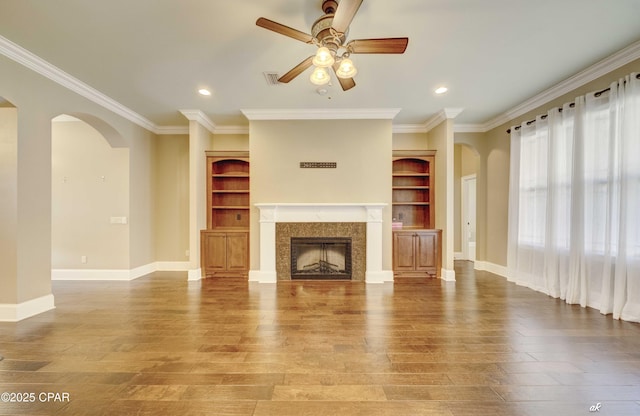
[211,134,249,151]
[249,119,393,270]
[392,132,427,150]
[188,122,211,271]
[0,106,18,303]
[427,119,455,274]
[51,119,130,269]
[0,54,157,306]
[453,144,479,252]
[154,134,189,261]
[128,126,157,269]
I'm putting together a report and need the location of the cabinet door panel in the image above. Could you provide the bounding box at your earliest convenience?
[202,232,227,272]
[226,232,249,271]
[393,232,416,271]
[415,232,437,271]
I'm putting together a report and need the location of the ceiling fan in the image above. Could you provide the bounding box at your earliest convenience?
[256,0,409,91]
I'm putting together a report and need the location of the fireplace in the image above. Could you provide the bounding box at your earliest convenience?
[251,203,392,284]
[290,237,352,280]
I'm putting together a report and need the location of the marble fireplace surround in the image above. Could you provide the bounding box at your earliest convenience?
[250,203,393,284]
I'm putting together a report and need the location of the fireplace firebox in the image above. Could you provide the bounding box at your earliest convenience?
[290,237,352,280]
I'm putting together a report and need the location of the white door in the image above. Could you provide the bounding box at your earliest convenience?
[462,175,477,261]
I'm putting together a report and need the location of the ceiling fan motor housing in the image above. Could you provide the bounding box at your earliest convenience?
[322,0,338,14]
[312,14,347,54]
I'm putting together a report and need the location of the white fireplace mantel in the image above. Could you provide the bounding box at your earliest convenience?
[250,203,393,284]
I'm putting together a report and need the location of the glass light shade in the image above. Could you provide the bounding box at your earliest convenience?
[312,47,335,68]
[336,58,357,78]
[309,66,330,85]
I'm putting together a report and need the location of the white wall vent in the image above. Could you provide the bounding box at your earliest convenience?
[263,72,281,86]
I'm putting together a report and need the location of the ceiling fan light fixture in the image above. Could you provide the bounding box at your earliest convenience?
[312,46,335,67]
[310,66,331,85]
[336,57,357,78]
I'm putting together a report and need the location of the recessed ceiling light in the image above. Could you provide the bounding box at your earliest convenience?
[198,88,211,96]
[435,87,448,95]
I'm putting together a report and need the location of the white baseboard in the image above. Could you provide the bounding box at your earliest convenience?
[187,268,202,281]
[454,251,464,260]
[474,260,508,278]
[53,261,194,281]
[156,261,190,271]
[441,268,456,282]
[52,269,133,281]
[0,294,55,322]
[365,270,394,284]
[248,270,277,283]
[130,263,156,280]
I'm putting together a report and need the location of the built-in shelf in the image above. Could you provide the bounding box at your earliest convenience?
[212,206,250,209]
[202,151,250,278]
[392,151,435,230]
[393,202,430,206]
[392,151,440,278]
[392,173,430,177]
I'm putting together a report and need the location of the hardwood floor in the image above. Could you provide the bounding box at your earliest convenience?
[1,261,639,415]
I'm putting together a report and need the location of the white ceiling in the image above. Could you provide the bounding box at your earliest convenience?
[1,0,640,131]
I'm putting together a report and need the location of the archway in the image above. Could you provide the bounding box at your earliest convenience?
[454,143,480,262]
[51,114,130,279]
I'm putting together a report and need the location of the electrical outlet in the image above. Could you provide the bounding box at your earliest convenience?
[185,249,190,257]
[81,255,87,264]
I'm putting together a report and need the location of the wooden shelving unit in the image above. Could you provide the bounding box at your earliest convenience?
[392,150,440,278]
[202,151,250,278]
[208,154,250,229]
[392,151,435,229]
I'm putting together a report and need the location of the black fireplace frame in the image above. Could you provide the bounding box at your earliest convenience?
[290,237,352,280]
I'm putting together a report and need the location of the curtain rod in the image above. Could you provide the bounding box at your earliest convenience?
[506,73,640,134]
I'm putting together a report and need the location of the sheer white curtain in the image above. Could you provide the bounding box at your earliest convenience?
[507,73,640,323]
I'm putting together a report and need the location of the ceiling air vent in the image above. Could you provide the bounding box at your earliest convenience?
[263,72,281,86]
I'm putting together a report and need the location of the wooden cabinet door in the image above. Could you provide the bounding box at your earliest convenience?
[393,232,417,271]
[202,231,227,273]
[414,232,437,271]
[226,231,249,272]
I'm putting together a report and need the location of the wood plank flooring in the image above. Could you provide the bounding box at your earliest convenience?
[1,261,639,415]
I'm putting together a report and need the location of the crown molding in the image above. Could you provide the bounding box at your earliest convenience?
[214,125,249,135]
[179,110,216,134]
[0,34,159,133]
[241,108,401,121]
[154,125,189,135]
[392,108,466,135]
[392,124,427,134]
[422,107,465,133]
[423,113,444,133]
[454,124,486,133]
[443,107,465,119]
[482,38,640,132]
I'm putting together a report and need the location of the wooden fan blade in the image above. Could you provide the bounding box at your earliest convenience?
[347,38,409,54]
[256,17,313,43]
[332,63,356,91]
[331,0,363,34]
[278,56,315,83]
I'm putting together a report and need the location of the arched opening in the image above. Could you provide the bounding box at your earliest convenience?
[454,143,480,263]
[51,114,130,279]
